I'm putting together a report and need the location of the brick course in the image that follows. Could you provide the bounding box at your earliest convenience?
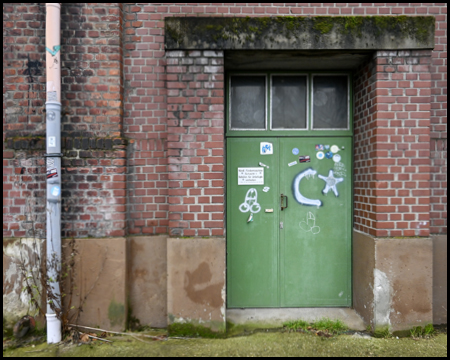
[3,3,447,238]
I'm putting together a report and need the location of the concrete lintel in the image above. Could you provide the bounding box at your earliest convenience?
[227,308,365,331]
[165,16,435,50]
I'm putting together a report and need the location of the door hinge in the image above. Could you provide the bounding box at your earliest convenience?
[280,222,284,229]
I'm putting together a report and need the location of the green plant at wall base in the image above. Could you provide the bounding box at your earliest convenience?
[283,319,310,332]
[373,326,393,338]
[410,324,435,338]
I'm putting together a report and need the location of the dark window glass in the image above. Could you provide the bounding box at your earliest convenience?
[312,76,348,129]
[271,75,307,129]
[230,76,266,130]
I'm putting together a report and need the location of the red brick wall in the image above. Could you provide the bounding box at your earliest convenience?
[3,3,447,238]
[165,50,224,237]
[3,3,127,238]
[354,50,433,237]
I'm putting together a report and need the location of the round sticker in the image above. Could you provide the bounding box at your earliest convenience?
[325,151,333,159]
[51,186,60,197]
[316,151,325,160]
[333,154,341,163]
[330,145,340,154]
[292,148,299,155]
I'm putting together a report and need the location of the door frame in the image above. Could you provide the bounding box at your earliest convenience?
[225,70,355,309]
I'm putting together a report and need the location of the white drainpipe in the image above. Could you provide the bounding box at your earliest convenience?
[45,2,62,344]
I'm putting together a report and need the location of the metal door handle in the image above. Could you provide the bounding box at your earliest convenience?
[281,194,288,211]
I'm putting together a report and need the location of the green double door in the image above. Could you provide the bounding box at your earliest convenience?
[227,137,352,307]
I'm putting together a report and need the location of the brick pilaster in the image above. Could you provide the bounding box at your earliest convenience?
[166,50,224,237]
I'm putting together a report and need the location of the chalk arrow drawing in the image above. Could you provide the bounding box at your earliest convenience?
[299,212,320,234]
[292,167,322,207]
[239,188,261,214]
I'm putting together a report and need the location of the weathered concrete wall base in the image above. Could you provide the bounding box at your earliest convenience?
[432,235,447,325]
[167,237,226,331]
[62,238,127,331]
[353,230,433,331]
[353,231,375,328]
[3,238,44,328]
[227,308,365,331]
[127,236,167,328]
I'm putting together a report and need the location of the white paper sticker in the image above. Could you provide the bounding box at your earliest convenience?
[48,136,56,147]
[262,186,270,192]
[331,145,340,154]
[51,186,60,197]
[260,142,273,155]
[333,154,341,163]
[238,167,264,185]
[288,161,297,167]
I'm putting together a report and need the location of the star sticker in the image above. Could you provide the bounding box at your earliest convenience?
[318,170,344,197]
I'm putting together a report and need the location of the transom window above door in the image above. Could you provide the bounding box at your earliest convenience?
[227,73,352,137]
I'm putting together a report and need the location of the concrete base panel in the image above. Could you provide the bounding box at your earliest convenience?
[353,230,433,331]
[128,236,167,328]
[227,308,366,331]
[432,235,447,325]
[62,238,127,331]
[353,231,375,328]
[3,238,44,327]
[167,237,226,331]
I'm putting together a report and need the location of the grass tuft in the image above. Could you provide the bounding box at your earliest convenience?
[410,324,435,338]
[283,318,348,335]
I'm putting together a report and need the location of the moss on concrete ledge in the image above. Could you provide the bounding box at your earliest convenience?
[165,16,435,50]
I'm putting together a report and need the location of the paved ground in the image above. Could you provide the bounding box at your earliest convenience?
[3,330,447,357]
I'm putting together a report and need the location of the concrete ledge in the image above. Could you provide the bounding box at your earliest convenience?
[227,308,365,331]
[167,237,226,331]
[165,16,435,50]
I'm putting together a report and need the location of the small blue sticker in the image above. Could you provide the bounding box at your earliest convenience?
[316,151,325,160]
[51,186,60,197]
[325,151,333,159]
[324,145,330,150]
[292,148,299,155]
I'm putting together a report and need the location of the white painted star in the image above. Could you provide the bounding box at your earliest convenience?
[318,170,344,197]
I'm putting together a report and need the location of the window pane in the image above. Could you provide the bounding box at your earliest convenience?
[312,75,348,129]
[272,75,307,129]
[230,76,266,130]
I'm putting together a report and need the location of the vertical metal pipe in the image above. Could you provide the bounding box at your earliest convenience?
[45,2,62,344]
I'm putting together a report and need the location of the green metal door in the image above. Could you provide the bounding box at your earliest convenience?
[227,137,352,307]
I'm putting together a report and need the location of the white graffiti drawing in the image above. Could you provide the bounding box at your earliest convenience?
[299,212,320,234]
[333,161,347,178]
[262,186,270,192]
[318,170,344,197]
[239,188,261,214]
[292,167,323,207]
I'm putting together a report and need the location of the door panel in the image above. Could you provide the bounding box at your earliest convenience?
[280,138,352,306]
[227,138,279,307]
[227,137,352,308]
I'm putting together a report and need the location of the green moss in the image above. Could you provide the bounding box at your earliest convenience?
[312,17,334,34]
[108,298,125,328]
[168,323,225,339]
[373,326,392,338]
[283,318,348,335]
